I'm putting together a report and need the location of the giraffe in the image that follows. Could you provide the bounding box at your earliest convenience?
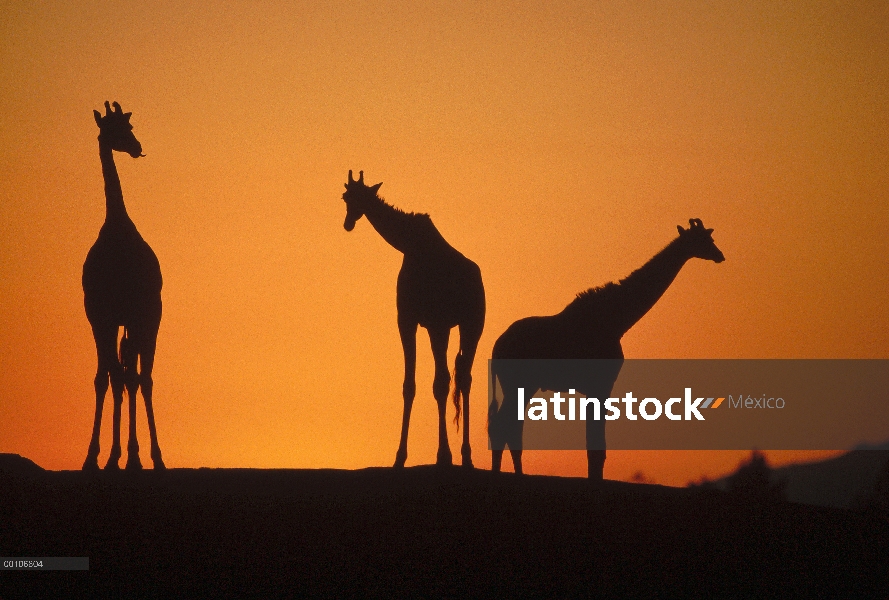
[81,101,165,471]
[488,219,724,479]
[342,171,485,468]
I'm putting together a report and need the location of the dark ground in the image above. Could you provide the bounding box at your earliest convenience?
[1,456,887,599]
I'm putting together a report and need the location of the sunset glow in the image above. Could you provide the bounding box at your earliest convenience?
[2,1,887,485]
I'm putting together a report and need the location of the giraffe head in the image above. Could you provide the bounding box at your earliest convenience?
[93,101,144,158]
[342,170,382,231]
[677,218,725,263]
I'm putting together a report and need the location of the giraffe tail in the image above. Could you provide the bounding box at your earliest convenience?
[119,327,138,395]
[451,351,466,431]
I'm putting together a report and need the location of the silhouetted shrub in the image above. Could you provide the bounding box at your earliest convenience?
[686,476,717,490]
[858,456,889,520]
[630,471,652,484]
[726,451,786,503]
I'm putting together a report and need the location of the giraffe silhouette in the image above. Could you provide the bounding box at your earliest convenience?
[489,219,724,479]
[81,102,165,471]
[342,171,485,468]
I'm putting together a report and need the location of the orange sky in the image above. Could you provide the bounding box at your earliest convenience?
[1,1,887,486]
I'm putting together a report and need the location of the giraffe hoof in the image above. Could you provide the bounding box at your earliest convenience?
[152,458,166,471]
[436,451,453,467]
[125,457,143,471]
[104,460,120,471]
[461,447,473,469]
[82,456,99,471]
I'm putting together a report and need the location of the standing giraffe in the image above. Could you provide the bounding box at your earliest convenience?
[342,171,485,468]
[489,219,724,479]
[82,101,165,471]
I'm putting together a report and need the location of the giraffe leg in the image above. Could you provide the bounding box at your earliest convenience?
[429,326,452,467]
[457,351,473,469]
[124,345,142,471]
[508,389,525,474]
[587,450,605,482]
[394,318,417,468]
[105,331,125,471]
[456,323,482,469]
[491,449,504,472]
[489,379,506,473]
[116,329,143,471]
[83,369,108,471]
[586,418,606,482]
[140,320,165,470]
[489,382,524,474]
[509,447,524,475]
[84,324,117,471]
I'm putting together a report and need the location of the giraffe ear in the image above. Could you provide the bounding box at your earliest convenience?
[124,112,132,121]
[706,228,714,234]
[677,225,686,235]
[371,182,382,194]
[94,110,102,126]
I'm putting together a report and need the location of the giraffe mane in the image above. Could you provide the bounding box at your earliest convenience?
[565,281,622,313]
[376,195,430,220]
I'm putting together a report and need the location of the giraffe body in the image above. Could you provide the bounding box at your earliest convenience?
[489,219,724,479]
[342,171,485,468]
[397,224,482,329]
[82,102,165,471]
[83,222,161,326]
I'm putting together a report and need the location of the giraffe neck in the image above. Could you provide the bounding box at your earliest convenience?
[362,194,422,254]
[610,236,690,336]
[99,138,130,225]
